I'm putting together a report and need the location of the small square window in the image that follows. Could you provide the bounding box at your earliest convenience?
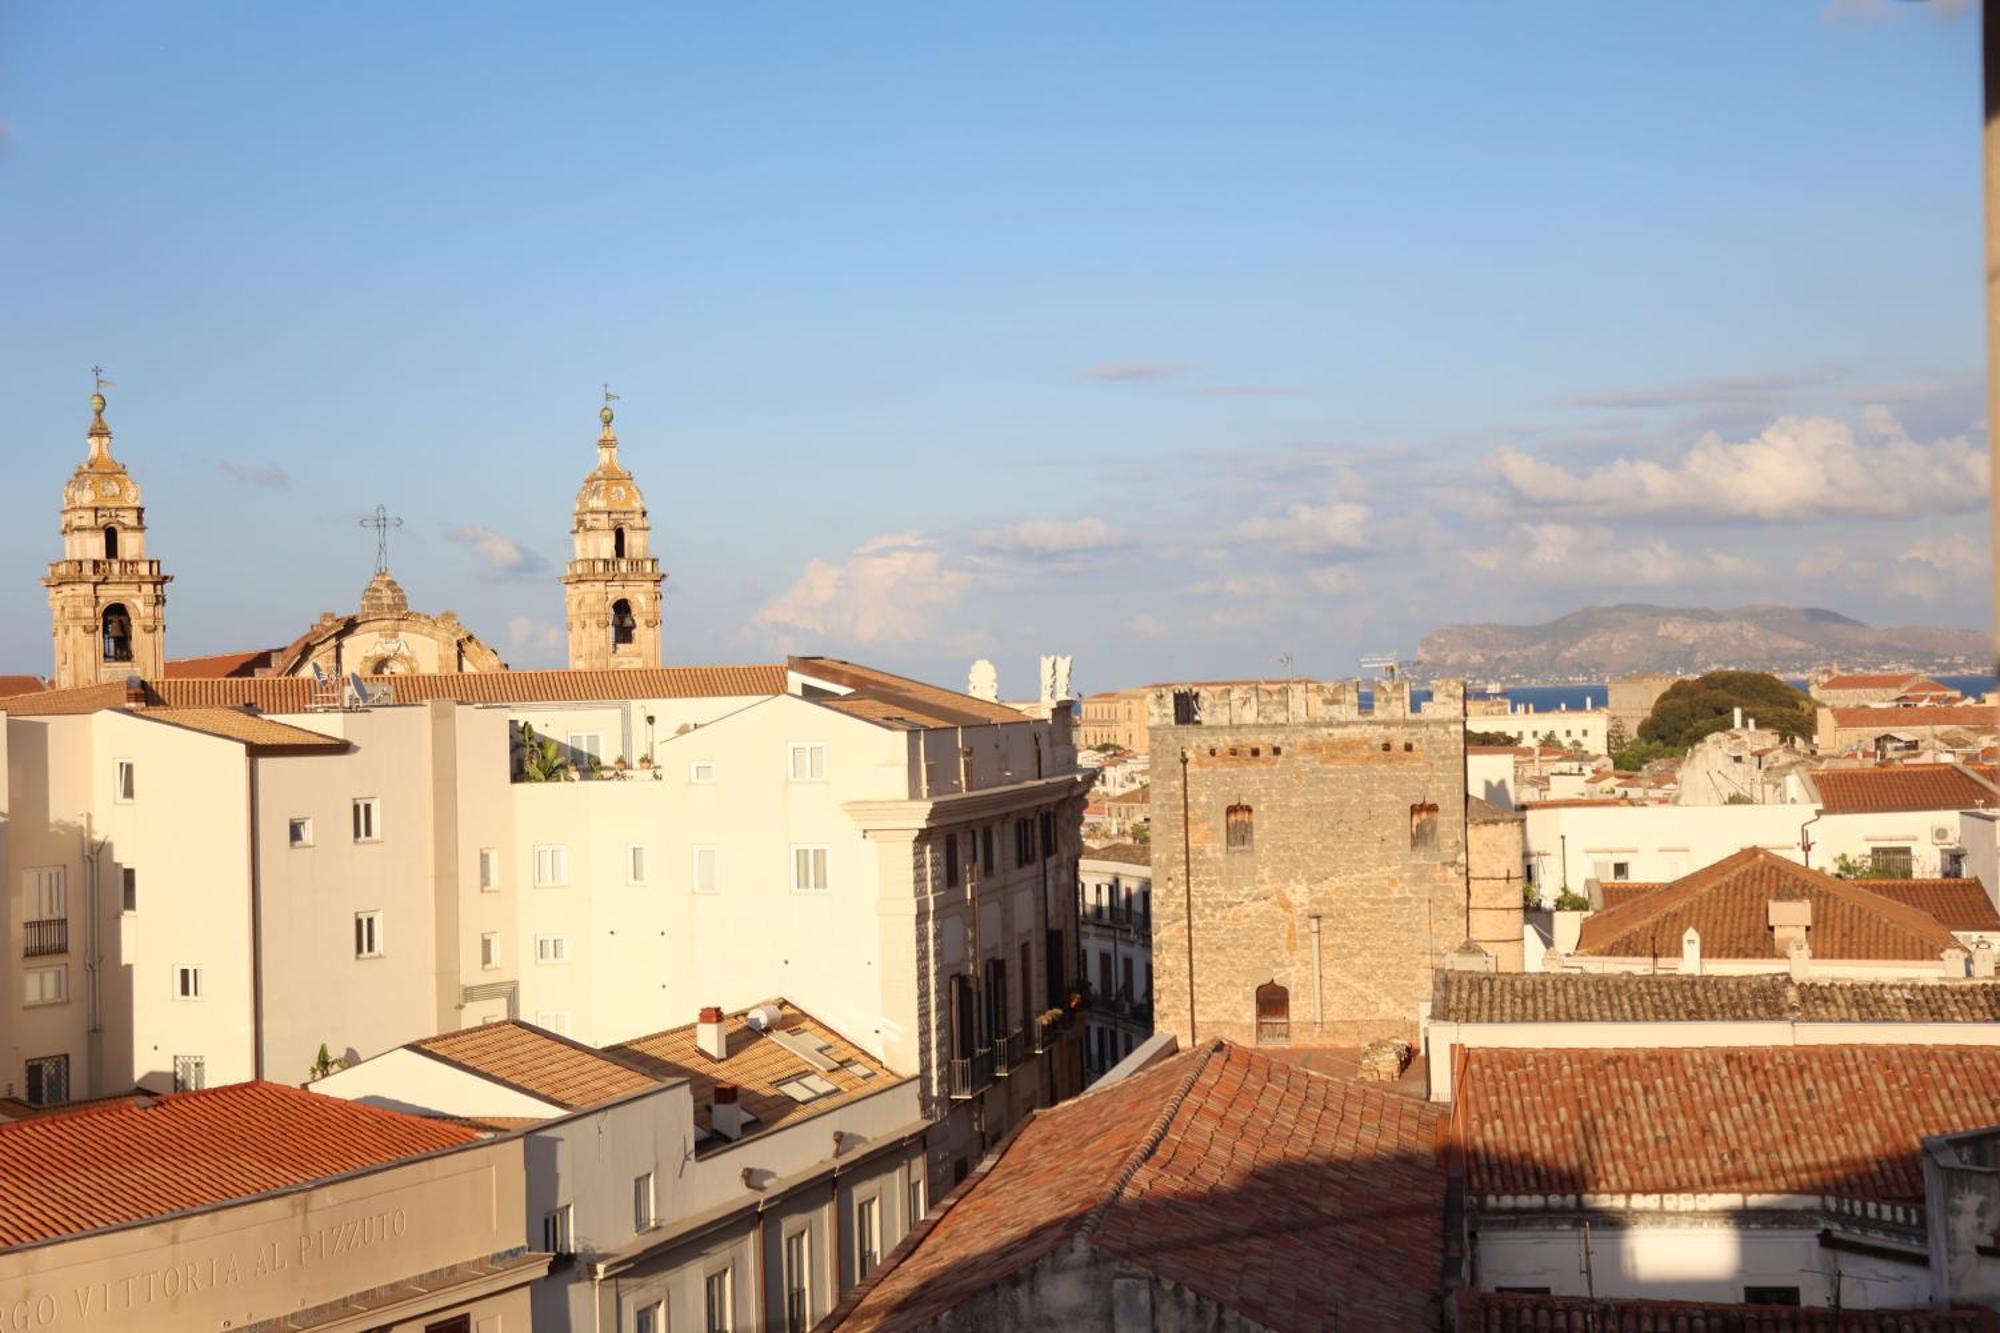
[354,911,383,959]
[633,1171,655,1231]
[120,867,137,913]
[114,760,136,803]
[173,1055,206,1093]
[174,965,202,1000]
[627,845,647,885]
[534,845,569,888]
[791,846,829,892]
[690,761,716,784]
[480,932,499,970]
[536,935,570,965]
[788,743,826,782]
[351,798,381,843]
[478,847,499,891]
[23,965,67,1007]
[693,846,719,894]
[289,818,314,848]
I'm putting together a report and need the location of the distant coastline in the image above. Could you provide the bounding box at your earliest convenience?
[1407,673,1996,713]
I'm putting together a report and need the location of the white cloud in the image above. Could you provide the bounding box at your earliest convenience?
[754,532,969,645]
[1234,501,1371,555]
[978,517,1124,559]
[1490,414,1987,521]
[1468,522,1756,586]
[1082,362,1185,382]
[506,616,564,666]
[1305,566,1359,595]
[217,459,290,488]
[447,524,548,580]
[1887,534,1987,602]
[1793,546,1856,580]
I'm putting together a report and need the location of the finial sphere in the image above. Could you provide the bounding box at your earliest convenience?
[90,392,106,414]
[600,405,614,426]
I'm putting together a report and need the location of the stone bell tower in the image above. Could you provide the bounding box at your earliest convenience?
[44,382,172,689]
[561,397,665,669]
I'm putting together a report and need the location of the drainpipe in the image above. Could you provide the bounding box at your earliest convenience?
[248,755,265,1080]
[1309,915,1324,1037]
[1180,747,1196,1043]
[1800,810,1824,871]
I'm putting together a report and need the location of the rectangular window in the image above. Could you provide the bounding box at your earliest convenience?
[690,760,716,784]
[857,1196,881,1278]
[480,932,499,970]
[27,867,66,922]
[1611,860,1631,881]
[1871,846,1915,879]
[693,846,719,894]
[478,847,499,891]
[535,935,570,965]
[354,911,383,959]
[174,964,202,1000]
[788,742,826,782]
[1040,811,1055,861]
[288,817,313,847]
[633,1171,655,1231]
[783,1230,810,1333]
[534,845,569,887]
[566,732,604,765]
[114,760,136,803]
[627,845,647,885]
[1744,1287,1801,1307]
[173,1055,206,1092]
[981,826,995,874]
[121,867,137,913]
[23,965,67,1007]
[351,798,381,842]
[1014,818,1034,867]
[1409,802,1439,853]
[636,1305,663,1333]
[908,1172,926,1225]
[542,1204,574,1256]
[791,845,829,892]
[944,832,961,888]
[535,1010,571,1034]
[704,1270,732,1333]
[24,1054,68,1107]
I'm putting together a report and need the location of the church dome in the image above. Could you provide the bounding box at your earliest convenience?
[574,404,648,514]
[359,569,410,617]
[66,393,142,507]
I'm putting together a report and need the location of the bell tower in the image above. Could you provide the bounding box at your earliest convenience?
[562,396,665,669]
[44,380,172,688]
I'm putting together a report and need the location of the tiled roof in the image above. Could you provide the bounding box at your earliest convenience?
[0,675,46,698]
[1106,787,1151,805]
[790,656,1028,729]
[0,1082,479,1248]
[1573,848,1964,961]
[1829,705,1998,731]
[1811,763,2000,813]
[1455,1290,1999,1332]
[1457,1045,2000,1204]
[0,682,126,716]
[1855,879,2000,931]
[1083,842,1150,867]
[410,1021,657,1110]
[1432,971,2000,1024]
[163,649,277,678]
[829,1040,1446,1333]
[1819,673,1926,691]
[135,707,349,753]
[1467,796,1522,823]
[607,1001,900,1139]
[1597,881,1671,910]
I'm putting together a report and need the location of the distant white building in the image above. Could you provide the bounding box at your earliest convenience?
[1077,844,1152,1081]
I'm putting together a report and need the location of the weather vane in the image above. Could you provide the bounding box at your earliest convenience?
[360,504,404,575]
[91,365,115,393]
[603,383,620,407]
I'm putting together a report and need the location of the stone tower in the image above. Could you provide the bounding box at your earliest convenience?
[44,387,171,688]
[562,400,665,669]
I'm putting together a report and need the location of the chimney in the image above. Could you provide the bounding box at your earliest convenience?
[1943,947,1970,978]
[123,675,146,708]
[1769,900,1812,955]
[1786,932,1813,980]
[1748,716,1757,732]
[1681,926,1702,975]
[697,1006,728,1061]
[1973,942,1996,979]
[1733,706,1744,731]
[712,1082,745,1140]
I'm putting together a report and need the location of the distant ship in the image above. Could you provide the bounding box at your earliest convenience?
[1482,681,1509,695]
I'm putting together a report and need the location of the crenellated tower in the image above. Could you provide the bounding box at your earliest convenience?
[44,384,171,688]
[561,398,665,669]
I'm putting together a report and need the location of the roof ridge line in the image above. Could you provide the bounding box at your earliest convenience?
[1076,1038,1223,1243]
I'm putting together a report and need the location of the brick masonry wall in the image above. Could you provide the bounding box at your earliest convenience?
[1149,712,1469,1045]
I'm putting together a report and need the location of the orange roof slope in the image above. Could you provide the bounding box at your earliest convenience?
[1855,879,2000,932]
[1573,847,1964,961]
[831,1040,1446,1333]
[0,1082,479,1248]
[0,676,46,699]
[410,1021,657,1110]
[137,707,348,752]
[790,656,1027,729]
[1819,673,1926,691]
[607,1002,898,1138]
[1458,1045,2000,1205]
[1812,764,2000,813]
[1829,705,1998,731]
[163,649,278,678]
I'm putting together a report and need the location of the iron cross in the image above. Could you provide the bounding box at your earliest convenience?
[360,504,404,574]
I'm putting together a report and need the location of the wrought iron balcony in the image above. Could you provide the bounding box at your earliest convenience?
[24,918,67,957]
[947,1046,996,1100]
[995,1029,1025,1073]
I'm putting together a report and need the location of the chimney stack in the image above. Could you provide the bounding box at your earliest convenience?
[1769,899,1812,955]
[712,1082,745,1140]
[1973,942,1996,979]
[123,675,146,708]
[1681,926,1702,976]
[1733,706,1744,731]
[697,1006,728,1061]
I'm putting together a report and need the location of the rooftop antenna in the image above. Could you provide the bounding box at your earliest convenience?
[359,504,403,575]
[1276,652,1295,681]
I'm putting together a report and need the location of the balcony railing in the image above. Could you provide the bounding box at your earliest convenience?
[947,1047,996,1099]
[1035,1010,1069,1054]
[23,918,67,958]
[995,1029,1025,1072]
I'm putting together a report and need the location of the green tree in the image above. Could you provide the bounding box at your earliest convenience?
[1611,739,1682,771]
[1467,729,1519,747]
[1606,717,1630,755]
[1638,671,1814,748]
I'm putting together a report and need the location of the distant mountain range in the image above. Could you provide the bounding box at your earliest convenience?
[1416,604,1988,680]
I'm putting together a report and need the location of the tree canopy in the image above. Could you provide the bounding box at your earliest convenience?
[1637,670,1814,747]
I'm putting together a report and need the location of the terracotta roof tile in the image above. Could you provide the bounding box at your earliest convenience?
[1458,1045,2000,1204]
[1811,764,2000,813]
[1829,705,1998,731]
[1455,1290,1999,1332]
[0,1082,479,1248]
[410,1021,657,1110]
[163,649,278,678]
[0,675,47,698]
[607,1002,899,1139]
[135,707,348,752]
[1819,673,1930,691]
[0,682,127,716]
[1574,848,1964,961]
[830,1041,1446,1333]
[1083,842,1150,867]
[1432,971,2000,1024]
[1852,879,2000,931]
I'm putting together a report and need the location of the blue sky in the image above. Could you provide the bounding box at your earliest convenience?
[0,2,1986,692]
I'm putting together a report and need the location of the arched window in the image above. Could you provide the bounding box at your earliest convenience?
[101,604,133,663]
[611,598,636,647]
[102,525,119,560]
[613,526,627,559]
[1410,802,1439,852]
[1255,981,1290,1045]
[1226,802,1253,852]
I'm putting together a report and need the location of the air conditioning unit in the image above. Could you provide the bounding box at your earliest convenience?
[1932,825,1956,845]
